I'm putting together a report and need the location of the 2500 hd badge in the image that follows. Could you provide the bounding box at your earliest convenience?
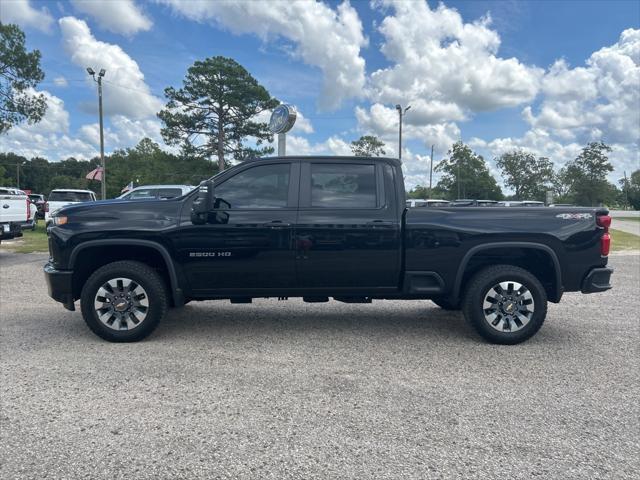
[44,156,613,344]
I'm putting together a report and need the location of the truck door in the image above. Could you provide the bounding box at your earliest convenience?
[294,160,401,290]
[175,161,299,294]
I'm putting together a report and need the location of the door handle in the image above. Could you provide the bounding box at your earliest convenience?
[263,220,291,228]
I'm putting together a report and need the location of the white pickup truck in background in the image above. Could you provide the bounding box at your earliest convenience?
[0,187,31,244]
[45,189,97,225]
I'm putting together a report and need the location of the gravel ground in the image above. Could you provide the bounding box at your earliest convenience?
[1,253,638,479]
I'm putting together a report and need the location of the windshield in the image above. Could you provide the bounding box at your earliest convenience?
[49,191,93,202]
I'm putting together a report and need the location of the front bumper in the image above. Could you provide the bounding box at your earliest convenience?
[44,262,75,310]
[581,267,613,294]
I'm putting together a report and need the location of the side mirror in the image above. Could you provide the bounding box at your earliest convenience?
[191,180,215,224]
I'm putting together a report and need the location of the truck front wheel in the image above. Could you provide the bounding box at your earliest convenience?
[462,265,547,345]
[80,261,168,342]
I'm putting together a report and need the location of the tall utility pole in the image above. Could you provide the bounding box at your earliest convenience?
[624,170,630,210]
[395,104,411,160]
[87,67,106,200]
[457,156,461,199]
[429,144,434,194]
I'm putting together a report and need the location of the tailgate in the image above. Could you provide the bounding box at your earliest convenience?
[0,195,28,223]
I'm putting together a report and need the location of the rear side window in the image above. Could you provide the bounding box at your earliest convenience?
[157,188,182,199]
[49,191,93,202]
[216,163,290,209]
[311,164,376,208]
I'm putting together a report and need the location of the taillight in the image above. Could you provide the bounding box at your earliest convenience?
[597,214,611,256]
[596,215,611,229]
[601,233,611,256]
[26,200,31,220]
[45,202,49,212]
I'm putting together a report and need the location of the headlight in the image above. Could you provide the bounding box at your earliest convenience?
[52,215,68,226]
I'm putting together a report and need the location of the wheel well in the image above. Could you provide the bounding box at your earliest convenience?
[459,247,559,302]
[71,245,174,304]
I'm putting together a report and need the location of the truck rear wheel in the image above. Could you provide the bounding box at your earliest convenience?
[462,265,547,345]
[80,261,167,342]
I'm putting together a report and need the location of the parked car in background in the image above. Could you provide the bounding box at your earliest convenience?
[406,199,451,208]
[521,201,545,207]
[0,187,29,243]
[28,194,46,218]
[497,201,523,207]
[451,199,499,207]
[118,185,195,201]
[45,189,97,225]
[549,203,575,207]
[406,199,450,208]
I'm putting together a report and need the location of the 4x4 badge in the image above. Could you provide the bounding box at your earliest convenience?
[556,213,592,220]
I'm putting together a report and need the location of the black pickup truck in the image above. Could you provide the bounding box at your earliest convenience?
[44,156,613,344]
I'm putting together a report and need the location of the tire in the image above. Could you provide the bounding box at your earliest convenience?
[432,297,460,310]
[80,260,167,342]
[462,265,547,345]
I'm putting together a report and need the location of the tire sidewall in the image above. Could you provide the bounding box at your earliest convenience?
[465,267,547,345]
[81,263,165,342]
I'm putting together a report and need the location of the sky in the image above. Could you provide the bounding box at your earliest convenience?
[1,0,639,190]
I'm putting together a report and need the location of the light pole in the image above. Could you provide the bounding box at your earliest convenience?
[395,104,410,160]
[429,144,434,195]
[87,67,106,200]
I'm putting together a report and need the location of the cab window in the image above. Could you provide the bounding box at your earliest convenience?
[216,164,290,209]
[310,163,376,208]
[129,189,156,200]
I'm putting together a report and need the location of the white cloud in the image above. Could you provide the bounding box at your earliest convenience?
[368,0,542,120]
[1,0,54,32]
[53,76,68,87]
[70,0,152,36]
[58,16,163,119]
[525,29,640,146]
[278,134,352,157]
[156,0,367,110]
[0,90,98,160]
[355,103,461,153]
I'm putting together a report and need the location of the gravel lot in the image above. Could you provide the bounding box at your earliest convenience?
[1,252,638,479]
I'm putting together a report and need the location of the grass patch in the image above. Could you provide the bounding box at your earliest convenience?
[617,217,640,223]
[6,222,49,253]
[611,228,640,251]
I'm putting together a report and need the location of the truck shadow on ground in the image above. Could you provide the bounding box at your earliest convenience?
[152,301,480,345]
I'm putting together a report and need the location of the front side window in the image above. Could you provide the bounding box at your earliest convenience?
[129,189,156,200]
[311,163,376,208]
[157,188,182,199]
[216,163,290,209]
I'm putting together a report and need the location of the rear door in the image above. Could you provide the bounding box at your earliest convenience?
[294,160,401,290]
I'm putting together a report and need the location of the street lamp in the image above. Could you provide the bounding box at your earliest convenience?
[396,104,411,161]
[87,67,106,200]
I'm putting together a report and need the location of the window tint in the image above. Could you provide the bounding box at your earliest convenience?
[48,191,93,202]
[216,163,290,209]
[157,188,182,199]
[311,164,376,208]
[129,189,156,199]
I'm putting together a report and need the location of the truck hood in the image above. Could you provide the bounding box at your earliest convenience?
[54,198,182,231]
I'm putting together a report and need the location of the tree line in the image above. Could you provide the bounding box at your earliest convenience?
[406,141,639,208]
